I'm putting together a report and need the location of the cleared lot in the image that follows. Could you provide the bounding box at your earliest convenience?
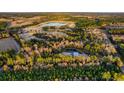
[0,37,20,52]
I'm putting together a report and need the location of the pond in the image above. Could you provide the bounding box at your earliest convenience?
[62,51,80,56]
[42,22,66,27]
[61,48,87,57]
[0,37,20,52]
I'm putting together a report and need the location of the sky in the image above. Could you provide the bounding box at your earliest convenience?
[0,0,123,12]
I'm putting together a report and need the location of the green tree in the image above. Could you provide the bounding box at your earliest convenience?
[102,71,111,80]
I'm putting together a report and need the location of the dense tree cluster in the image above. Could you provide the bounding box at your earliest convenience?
[0,62,122,81]
[0,21,8,31]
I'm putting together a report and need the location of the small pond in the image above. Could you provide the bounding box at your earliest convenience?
[62,51,80,56]
[61,48,87,57]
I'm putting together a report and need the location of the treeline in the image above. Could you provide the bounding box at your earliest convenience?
[0,62,122,81]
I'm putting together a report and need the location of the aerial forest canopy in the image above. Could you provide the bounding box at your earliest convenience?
[0,13,124,81]
[75,18,102,30]
[0,22,8,31]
